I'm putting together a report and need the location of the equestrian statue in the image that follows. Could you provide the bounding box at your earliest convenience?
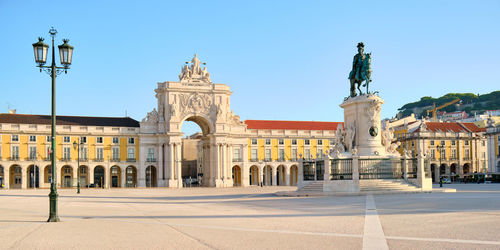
[348,42,372,97]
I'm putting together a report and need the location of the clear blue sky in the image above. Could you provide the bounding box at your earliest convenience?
[1,1,499,136]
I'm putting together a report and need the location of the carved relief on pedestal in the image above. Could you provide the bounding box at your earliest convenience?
[364,98,381,139]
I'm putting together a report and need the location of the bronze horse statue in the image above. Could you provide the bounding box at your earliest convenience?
[349,46,372,97]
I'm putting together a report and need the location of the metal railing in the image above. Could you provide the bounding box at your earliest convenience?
[94,158,104,162]
[232,158,242,162]
[9,156,20,161]
[330,159,353,180]
[316,160,324,180]
[407,158,418,179]
[126,158,136,162]
[146,158,157,163]
[303,161,315,181]
[250,158,259,162]
[111,157,120,162]
[61,157,71,161]
[359,158,403,179]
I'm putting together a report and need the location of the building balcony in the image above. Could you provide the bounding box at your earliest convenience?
[9,156,20,161]
[126,158,136,162]
[111,157,120,162]
[93,158,104,162]
[146,158,156,163]
[61,157,71,162]
[290,158,298,162]
[44,157,51,161]
[28,156,37,161]
[232,158,242,162]
[277,158,285,162]
[264,158,272,162]
[250,158,259,162]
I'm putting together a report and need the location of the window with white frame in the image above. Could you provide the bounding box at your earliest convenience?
[440,140,445,146]
[233,148,241,161]
[278,149,284,160]
[464,149,470,159]
[29,146,37,160]
[265,139,271,145]
[330,140,334,145]
[431,149,435,159]
[305,139,310,145]
[46,136,51,142]
[147,148,155,161]
[251,139,257,145]
[251,149,257,160]
[465,140,469,146]
[11,145,19,159]
[63,136,70,143]
[80,136,87,143]
[317,140,322,145]
[305,149,310,159]
[430,140,434,146]
[29,135,36,142]
[317,148,323,158]
[112,137,119,144]
[292,139,297,145]
[127,148,135,159]
[96,137,103,144]
[63,147,71,159]
[11,135,18,142]
[451,149,457,159]
[112,147,119,160]
[128,137,135,144]
[292,148,297,160]
[278,139,284,145]
[482,140,485,147]
[265,149,271,160]
[451,140,456,146]
[96,147,103,160]
[81,147,88,160]
[440,149,446,159]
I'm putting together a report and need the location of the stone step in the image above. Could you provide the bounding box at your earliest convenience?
[359,180,419,192]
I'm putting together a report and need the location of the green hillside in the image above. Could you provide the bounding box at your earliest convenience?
[398,91,500,118]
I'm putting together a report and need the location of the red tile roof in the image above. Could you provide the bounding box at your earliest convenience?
[460,122,486,132]
[244,120,343,130]
[0,113,139,127]
[417,122,485,133]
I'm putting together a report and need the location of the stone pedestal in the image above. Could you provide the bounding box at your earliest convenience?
[340,94,386,157]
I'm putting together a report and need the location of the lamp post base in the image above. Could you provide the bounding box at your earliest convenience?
[47,185,60,222]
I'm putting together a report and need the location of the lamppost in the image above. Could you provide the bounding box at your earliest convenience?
[73,139,83,194]
[32,27,74,222]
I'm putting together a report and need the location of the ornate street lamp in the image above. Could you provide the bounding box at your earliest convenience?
[73,140,83,194]
[32,27,74,222]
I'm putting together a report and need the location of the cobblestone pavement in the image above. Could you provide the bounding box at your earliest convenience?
[0,184,499,249]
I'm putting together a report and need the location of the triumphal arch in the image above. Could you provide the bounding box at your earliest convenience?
[138,55,248,187]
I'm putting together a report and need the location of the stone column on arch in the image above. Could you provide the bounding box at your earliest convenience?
[157,143,164,185]
[21,165,28,189]
[72,165,78,188]
[88,165,94,187]
[120,166,126,187]
[176,142,182,188]
[272,165,277,186]
[285,165,291,186]
[259,165,264,186]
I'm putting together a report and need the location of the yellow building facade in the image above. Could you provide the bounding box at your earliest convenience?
[0,114,140,189]
[392,120,488,182]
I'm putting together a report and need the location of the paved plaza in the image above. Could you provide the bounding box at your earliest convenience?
[1,185,500,249]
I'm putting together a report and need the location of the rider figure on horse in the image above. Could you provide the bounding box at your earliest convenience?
[348,42,372,97]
